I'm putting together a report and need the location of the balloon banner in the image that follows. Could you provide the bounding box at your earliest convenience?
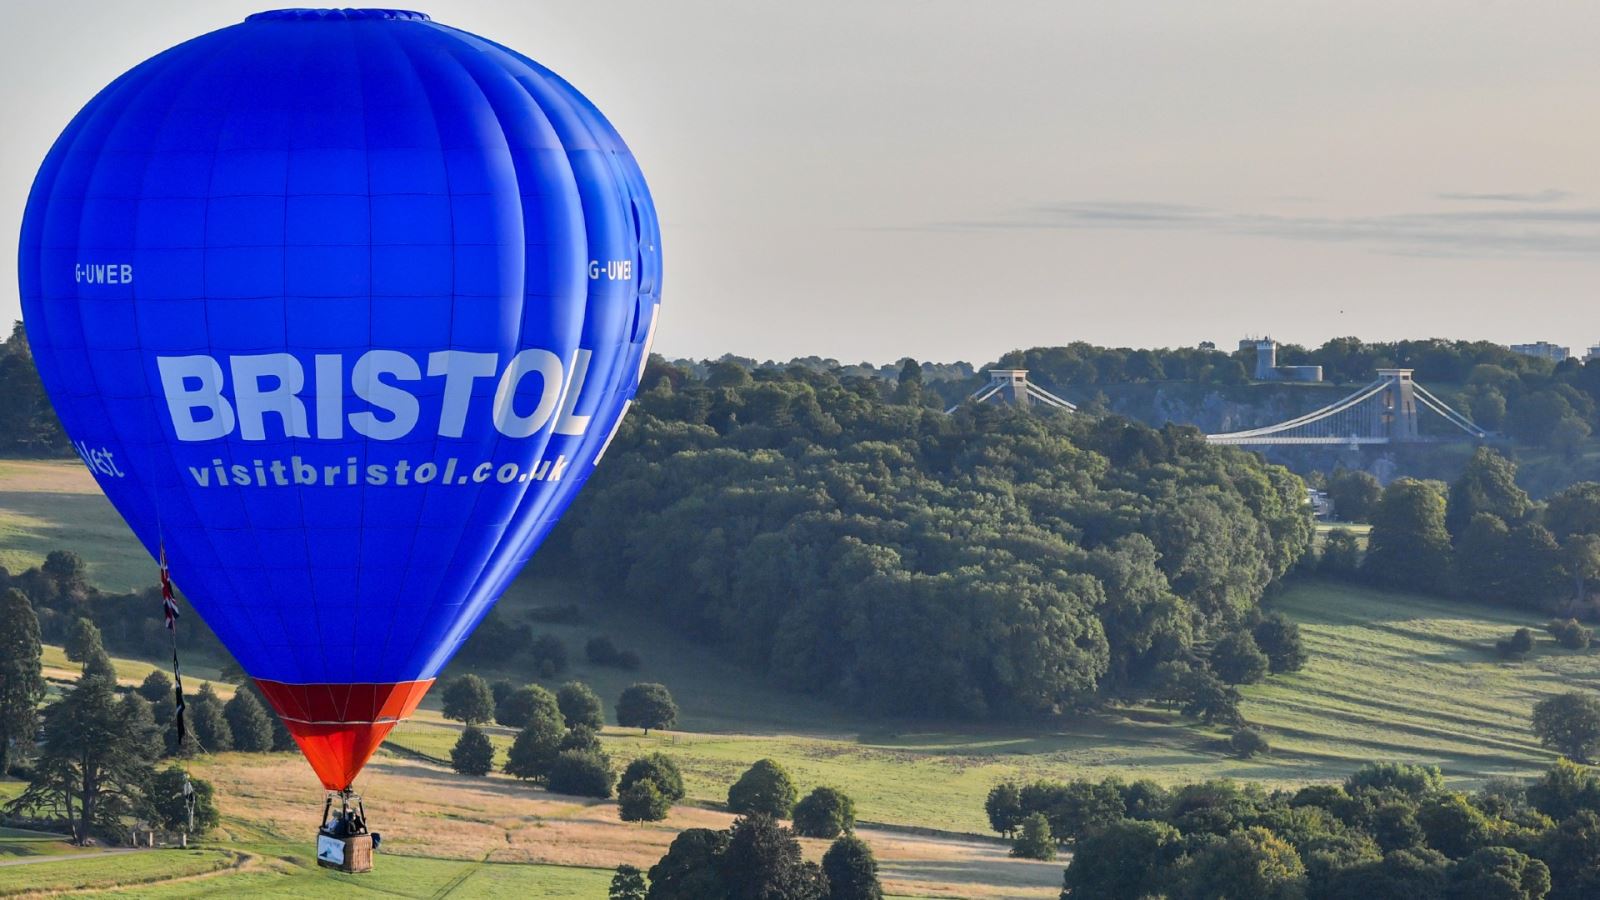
[20,8,660,790]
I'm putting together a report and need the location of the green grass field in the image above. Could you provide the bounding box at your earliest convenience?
[0,842,612,898]
[0,848,241,895]
[377,578,1584,835]
[5,458,1597,896]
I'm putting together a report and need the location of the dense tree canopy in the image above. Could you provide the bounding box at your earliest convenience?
[560,361,1311,717]
[1041,760,1598,900]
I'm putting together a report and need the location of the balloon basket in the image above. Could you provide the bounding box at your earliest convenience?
[316,790,376,874]
[317,833,372,874]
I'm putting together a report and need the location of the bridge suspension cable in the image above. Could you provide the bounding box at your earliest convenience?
[1205,369,1487,446]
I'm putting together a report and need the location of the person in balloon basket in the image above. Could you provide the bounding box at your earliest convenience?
[323,809,380,851]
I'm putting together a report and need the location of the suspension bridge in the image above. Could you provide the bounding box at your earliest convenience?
[1204,369,1487,446]
[953,368,1488,447]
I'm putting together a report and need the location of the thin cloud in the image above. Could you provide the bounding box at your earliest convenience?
[1436,189,1573,203]
[935,198,1600,259]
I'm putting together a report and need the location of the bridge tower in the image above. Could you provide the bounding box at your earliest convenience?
[986,370,1034,406]
[946,369,1076,414]
[1375,369,1420,442]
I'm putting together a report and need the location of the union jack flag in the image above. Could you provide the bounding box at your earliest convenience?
[159,546,180,630]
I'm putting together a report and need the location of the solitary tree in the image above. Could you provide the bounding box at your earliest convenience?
[0,588,45,773]
[442,674,495,725]
[6,678,160,843]
[1497,627,1537,659]
[793,786,856,839]
[616,682,677,734]
[821,834,883,900]
[728,758,798,818]
[450,725,495,776]
[1533,692,1600,763]
[1230,727,1270,759]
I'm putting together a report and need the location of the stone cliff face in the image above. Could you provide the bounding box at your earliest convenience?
[1097,382,1347,434]
[1085,381,1478,485]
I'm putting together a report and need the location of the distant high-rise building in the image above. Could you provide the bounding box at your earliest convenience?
[1586,345,1600,363]
[1509,341,1571,362]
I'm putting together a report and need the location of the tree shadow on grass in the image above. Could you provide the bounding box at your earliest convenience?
[879,857,1064,890]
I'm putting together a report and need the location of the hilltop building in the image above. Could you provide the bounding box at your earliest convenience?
[1239,338,1323,383]
[1510,341,1570,362]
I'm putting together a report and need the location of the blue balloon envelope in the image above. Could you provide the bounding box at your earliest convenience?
[19,8,660,788]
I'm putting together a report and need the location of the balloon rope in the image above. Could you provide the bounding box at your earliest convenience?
[159,544,200,836]
[159,545,198,757]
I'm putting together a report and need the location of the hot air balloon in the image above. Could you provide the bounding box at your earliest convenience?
[19,6,660,813]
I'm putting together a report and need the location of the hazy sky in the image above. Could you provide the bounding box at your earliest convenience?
[5,1,1600,366]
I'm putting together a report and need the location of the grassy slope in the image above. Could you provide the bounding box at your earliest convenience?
[379,578,1583,835]
[4,458,1596,893]
[0,459,151,593]
[0,745,1040,899]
